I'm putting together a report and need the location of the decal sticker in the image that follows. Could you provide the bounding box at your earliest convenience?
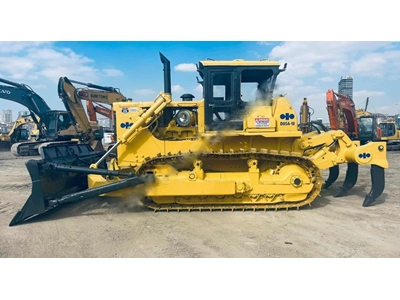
[121,107,129,113]
[77,91,89,97]
[255,117,270,127]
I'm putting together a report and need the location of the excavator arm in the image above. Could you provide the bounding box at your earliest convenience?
[75,79,128,123]
[74,81,128,105]
[86,101,113,121]
[58,77,93,140]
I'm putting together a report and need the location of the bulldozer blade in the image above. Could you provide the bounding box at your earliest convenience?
[362,165,385,207]
[9,159,154,226]
[322,165,339,189]
[334,162,358,197]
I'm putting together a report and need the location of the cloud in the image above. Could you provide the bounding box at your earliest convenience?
[194,84,203,98]
[134,89,157,96]
[0,41,52,53]
[318,76,334,82]
[171,84,184,94]
[350,53,387,77]
[268,42,391,78]
[353,90,385,98]
[174,63,197,72]
[103,68,123,77]
[257,42,273,46]
[350,51,400,79]
[352,90,385,110]
[0,43,126,85]
[0,56,36,79]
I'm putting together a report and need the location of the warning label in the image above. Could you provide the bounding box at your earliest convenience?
[255,117,270,127]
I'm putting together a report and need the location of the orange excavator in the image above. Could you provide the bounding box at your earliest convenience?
[325,89,382,144]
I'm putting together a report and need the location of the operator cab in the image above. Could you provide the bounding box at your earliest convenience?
[197,59,286,130]
[45,111,74,140]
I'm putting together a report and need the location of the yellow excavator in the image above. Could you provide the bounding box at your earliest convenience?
[7,115,40,143]
[9,53,389,226]
[0,126,12,151]
[0,116,39,151]
[57,77,130,151]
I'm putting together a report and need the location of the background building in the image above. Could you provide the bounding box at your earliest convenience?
[1,109,12,123]
[338,76,353,100]
[18,110,30,118]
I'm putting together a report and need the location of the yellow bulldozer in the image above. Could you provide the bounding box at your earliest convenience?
[9,53,389,226]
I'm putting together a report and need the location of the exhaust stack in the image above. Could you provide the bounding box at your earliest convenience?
[159,52,171,95]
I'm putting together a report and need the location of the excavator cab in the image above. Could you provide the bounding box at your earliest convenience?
[357,115,380,143]
[43,111,76,140]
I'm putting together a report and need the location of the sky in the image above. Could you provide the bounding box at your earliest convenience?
[2,40,399,123]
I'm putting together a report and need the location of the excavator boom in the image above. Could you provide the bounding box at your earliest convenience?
[326,89,358,138]
[86,101,113,121]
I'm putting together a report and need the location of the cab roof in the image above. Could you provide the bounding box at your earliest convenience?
[198,59,281,68]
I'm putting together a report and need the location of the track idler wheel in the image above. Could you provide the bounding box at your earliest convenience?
[322,165,339,189]
[334,162,358,197]
[363,165,385,207]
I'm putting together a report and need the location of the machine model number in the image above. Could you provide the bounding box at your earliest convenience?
[0,89,11,94]
[280,121,296,126]
[90,93,107,100]
[255,117,270,127]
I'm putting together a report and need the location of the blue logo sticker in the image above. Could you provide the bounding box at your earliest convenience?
[120,122,133,129]
[359,153,371,159]
[280,113,295,120]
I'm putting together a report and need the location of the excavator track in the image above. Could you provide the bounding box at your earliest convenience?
[137,150,325,212]
[10,141,42,156]
[10,140,79,157]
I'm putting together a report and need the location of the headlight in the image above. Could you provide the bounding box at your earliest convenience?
[176,110,192,127]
